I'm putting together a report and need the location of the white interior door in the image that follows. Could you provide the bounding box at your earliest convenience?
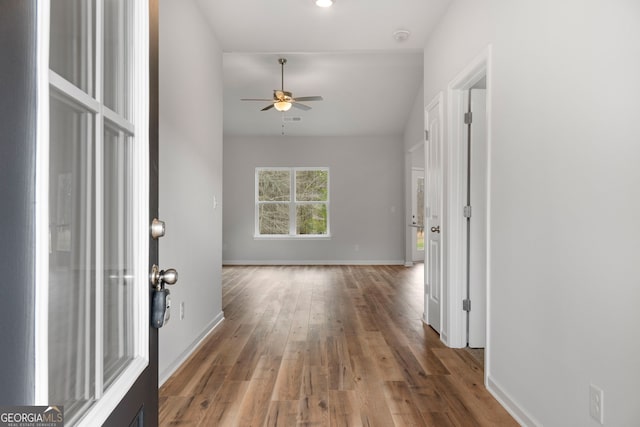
[468,89,487,348]
[425,96,443,332]
[411,169,425,262]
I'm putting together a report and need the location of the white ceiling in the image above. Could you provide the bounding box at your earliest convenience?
[196,0,451,137]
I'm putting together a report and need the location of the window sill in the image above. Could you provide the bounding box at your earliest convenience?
[254,235,332,241]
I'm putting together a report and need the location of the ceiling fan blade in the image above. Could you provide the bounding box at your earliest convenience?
[292,102,311,111]
[293,96,323,102]
[241,98,273,101]
[261,104,275,111]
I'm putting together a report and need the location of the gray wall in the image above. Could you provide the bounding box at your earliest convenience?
[223,135,405,264]
[0,1,37,405]
[425,0,640,424]
[158,0,224,382]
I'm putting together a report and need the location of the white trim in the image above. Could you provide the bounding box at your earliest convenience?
[445,45,493,349]
[222,260,406,266]
[131,0,150,365]
[49,70,101,113]
[253,235,331,241]
[34,0,51,406]
[159,313,225,386]
[487,376,542,427]
[103,106,135,134]
[94,0,105,398]
[75,359,147,427]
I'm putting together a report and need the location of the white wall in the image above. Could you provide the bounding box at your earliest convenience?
[158,0,224,383]
[425,0,640,425]
[223,135,404,264]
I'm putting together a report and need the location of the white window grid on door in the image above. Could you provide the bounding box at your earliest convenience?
[35,1,150,426]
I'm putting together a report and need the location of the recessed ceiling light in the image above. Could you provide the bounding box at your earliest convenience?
[393,29,411,42]
[315,0,334,8]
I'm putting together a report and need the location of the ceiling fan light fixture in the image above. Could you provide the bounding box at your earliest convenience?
[315,0,334,8]
[274,101,292,112]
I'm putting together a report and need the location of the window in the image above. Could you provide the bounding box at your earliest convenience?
[256,168,330,237]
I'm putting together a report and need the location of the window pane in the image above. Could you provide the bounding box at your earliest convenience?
[296,170,328,201]
[49,93,96,420]
[103,123,135,389]
[50,0,95,95]
[297,204,328,235]
[258,170,290,201]
[104,0,130,117]
[259,203,289,234]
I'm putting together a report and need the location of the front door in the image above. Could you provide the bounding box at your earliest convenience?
[41,1,160,425]
[425,95,443,332]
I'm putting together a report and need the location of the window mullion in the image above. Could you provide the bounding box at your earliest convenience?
[94,0,105,400]
[290,169,296,235]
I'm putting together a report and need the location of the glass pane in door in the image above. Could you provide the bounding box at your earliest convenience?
[416,177,425,251]
[50,0,95,95]
[48,93,96,421]
[104,0,131,117]
[103,122,135,389]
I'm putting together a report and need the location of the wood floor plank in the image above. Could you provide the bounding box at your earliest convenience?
[383,381,428,426]
[328,390,361,427]
[264,400,299,427]
[326,334,356,391]
[196,381,250,427]
[159,265,516,427]
[298,365,329,425]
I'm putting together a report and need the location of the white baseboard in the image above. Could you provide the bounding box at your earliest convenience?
[486,375,541,427]
[158,312,225,386]
[222,260,405,266]
[404,261,414,267]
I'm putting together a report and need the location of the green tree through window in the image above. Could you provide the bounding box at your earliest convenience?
[256,168,329,236]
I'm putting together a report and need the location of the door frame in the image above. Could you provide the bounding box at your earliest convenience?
[445,46,492,368]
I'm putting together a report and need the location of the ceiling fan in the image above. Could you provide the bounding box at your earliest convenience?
[241,58,323,112]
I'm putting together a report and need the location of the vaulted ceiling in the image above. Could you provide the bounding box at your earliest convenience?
[195,0,451,137]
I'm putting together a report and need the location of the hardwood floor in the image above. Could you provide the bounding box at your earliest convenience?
[159,265,517,426]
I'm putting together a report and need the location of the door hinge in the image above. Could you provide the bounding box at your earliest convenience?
[464,112,473,125]
[463,299,471,312]
[463,205,472,218]
[425,130,429,141]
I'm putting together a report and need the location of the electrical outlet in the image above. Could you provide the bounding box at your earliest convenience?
[589,384,604,424]
[180,302,185,320]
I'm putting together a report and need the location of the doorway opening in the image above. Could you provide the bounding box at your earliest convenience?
[410,168,425,262]
[445,46,492,383]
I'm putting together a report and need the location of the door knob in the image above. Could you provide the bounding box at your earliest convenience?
[150,218,166,239]
[430,226,440,233]
[150,264,178,290]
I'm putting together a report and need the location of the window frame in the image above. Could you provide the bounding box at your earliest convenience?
[255,167,331,239]
[35,1,150,425]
